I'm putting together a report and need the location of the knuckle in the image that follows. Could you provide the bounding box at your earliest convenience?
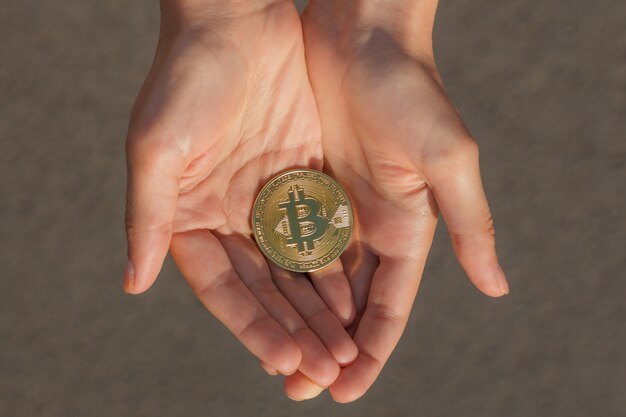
[484,216,496,242]
[124,208,135,232]
[427,135,480,170]
[126,134,189,174]
[456,136,480,159]
[127,139,168,169]
[307,307,329,324]
[124,208,172,237]
[449,214,496,247]
[194,271,236,302]
[364,302,404,325]
[246,279,277,299]
[444,135,479,162]
[236,314,268,340]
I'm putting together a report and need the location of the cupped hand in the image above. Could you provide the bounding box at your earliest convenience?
[297,0,510,402]
[123,0,357,391]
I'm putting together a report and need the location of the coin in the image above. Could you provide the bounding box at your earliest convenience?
[252,169,353,273]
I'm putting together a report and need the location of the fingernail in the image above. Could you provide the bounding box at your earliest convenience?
[494,265,509,295]
[261,362,279,376]
[123,260,135,293]
[288,384,325,401]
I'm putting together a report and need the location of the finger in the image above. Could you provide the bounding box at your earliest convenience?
[330,255,432,403]
[270,264,358,366]
[218,234,340,387]
[260,361,279,376]
[308,259,356,327]
[340,241,380,335]
[426,138,509,297]
[170,230,302,375]
[284,372,325,401]
[124,139,184,294]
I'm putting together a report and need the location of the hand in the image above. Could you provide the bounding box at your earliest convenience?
[298,0,510,402]
[123,0,357,393]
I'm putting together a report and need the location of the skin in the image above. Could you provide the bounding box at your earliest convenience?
[123,0,509,403]
[283,0,510,402]
[124,0,357,390]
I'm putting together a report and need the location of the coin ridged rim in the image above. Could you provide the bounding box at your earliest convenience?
[251,168,353,273]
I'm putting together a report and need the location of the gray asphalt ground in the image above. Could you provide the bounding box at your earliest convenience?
[1,0,625,416]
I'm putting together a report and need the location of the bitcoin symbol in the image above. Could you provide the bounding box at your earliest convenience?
[252,169,353,273]
[278,185,328,255]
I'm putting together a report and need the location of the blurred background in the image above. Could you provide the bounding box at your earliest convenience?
[1,0,624,416]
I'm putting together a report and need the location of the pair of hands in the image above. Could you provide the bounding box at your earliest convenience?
[123,0,508,402]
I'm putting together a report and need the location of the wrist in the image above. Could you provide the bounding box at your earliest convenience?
[305,0,438,59]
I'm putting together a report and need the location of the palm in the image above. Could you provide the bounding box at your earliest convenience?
[303,31,450,259]
[302,7,507,402]
[137,12,321,234]
[126,2,356,391]
[168,27,322,236]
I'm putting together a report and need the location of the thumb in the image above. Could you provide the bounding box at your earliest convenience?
[124,138,184,294]
[426,135,509,297]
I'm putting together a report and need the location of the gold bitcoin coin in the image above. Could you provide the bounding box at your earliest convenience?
[252,169,353,273]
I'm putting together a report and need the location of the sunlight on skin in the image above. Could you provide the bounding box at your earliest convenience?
[280,0,510,402]
[123,0,509,403]
[123,0,356,390]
